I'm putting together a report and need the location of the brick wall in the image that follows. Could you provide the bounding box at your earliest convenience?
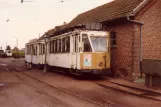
[104,21,135,76]
[133,24,141,74]
[136,0,161,59]
[103,0,161,77]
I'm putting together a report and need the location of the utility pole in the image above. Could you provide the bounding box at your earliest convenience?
[44,34,49,73]
[21,0,33,4]
[17,38,18,48]
[6,41,7,52]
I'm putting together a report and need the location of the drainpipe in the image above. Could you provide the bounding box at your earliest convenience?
[127,16,144,78]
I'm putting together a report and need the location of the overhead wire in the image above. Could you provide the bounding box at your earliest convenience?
[21,0,73,4]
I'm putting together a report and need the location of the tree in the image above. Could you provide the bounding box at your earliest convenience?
[6,45,11,50]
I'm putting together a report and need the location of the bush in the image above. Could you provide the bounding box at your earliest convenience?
[12,53,20,59]
[19,51,25,58]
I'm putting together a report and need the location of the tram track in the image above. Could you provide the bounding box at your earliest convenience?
[14,71,112,107]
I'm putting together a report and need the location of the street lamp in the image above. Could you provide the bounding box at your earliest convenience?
[13,36,19,58]
[44,34,49,73]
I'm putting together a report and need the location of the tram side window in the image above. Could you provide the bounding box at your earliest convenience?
[43,44,45,54]
[65,37,70,53]
[26,47,27,55]
[34,46,37,55]
[49,41,52,53]
[62,38,65,53]
[31,46,32,54]
[33,45,36,55]
[28,46,31,55]
[82,34,92,52]
[30,46,31,54]
[33,46,34,55]
[26,47,28,55]
[48,41,50,53]
[41,44,43,55]
[32,45,34,55]
[39,44,41,55]
[58,39,61,53]
[40,44,41,54]
[27,46,28,55]
[35,46,37,55]
[51,41,53,53]
[74,36,77,53]
[50,41,52,53]
[49,41,51,53]
[52,40,54,53]
[54,40,56,53]
[41,44,43,54]
[56,40,59,53]
[39,45,40,55]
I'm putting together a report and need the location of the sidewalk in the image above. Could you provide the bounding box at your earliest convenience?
[101,77,161,101]
[106,78,161,95]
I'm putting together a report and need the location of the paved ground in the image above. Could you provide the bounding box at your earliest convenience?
[0,58,161,107]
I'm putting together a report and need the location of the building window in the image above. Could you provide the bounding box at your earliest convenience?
[110,32,117,47]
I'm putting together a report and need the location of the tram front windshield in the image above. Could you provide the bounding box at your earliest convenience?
[90,36,108,52]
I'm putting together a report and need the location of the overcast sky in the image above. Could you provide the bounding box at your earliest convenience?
[0,0,113,50]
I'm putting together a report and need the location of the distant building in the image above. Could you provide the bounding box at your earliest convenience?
[0,47,5,57]
[11,47,19,57]
[11,47,19,54]
[5,45,12,57]
[0,47,4,54]
[5,50,12,57]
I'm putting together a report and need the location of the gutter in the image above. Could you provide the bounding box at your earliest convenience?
[125,0,150,78]
[131,0,150,16]
[125,0,151,78]
[127,16,143,78]
[127,16,143,25]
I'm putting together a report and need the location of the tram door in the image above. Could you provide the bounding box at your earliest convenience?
[72,35,78,69]
[31,44,33,64]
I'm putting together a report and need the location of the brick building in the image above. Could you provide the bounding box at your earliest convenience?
[63,0,161,77]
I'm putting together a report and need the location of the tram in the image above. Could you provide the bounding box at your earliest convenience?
[25,22,111,74]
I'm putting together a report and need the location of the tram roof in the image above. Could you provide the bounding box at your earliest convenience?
[26,38,38,45]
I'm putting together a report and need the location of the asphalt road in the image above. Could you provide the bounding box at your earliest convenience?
[0,58,161,107]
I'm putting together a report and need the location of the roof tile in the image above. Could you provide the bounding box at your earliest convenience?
[67,0,144,27]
